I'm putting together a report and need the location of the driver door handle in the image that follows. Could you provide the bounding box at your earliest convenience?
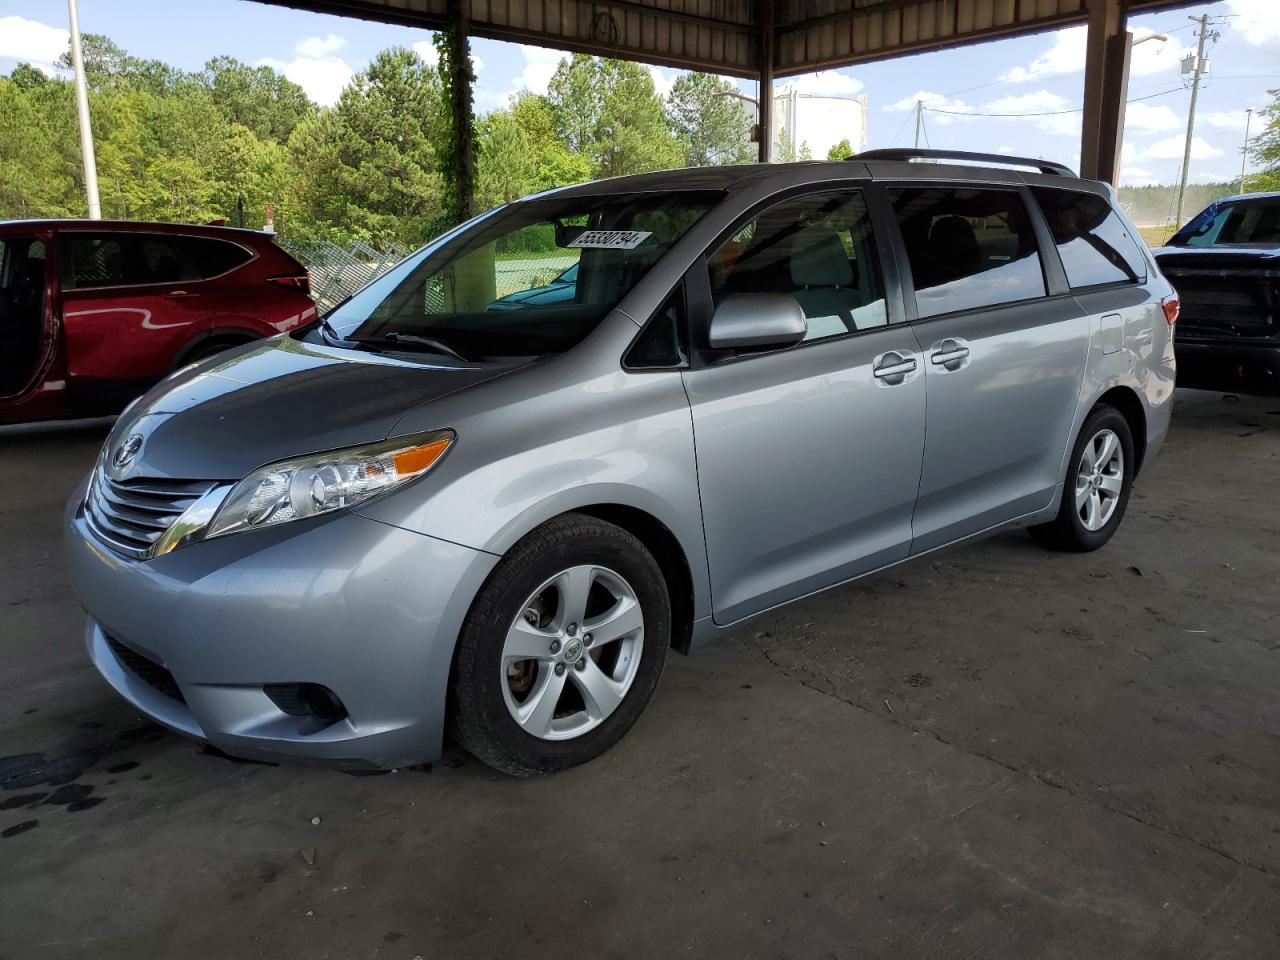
[931,346,970,365]
[872,353,918,382]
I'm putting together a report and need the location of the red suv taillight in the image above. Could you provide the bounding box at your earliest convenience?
[268,272,311,295]
[1161,296,1179,325]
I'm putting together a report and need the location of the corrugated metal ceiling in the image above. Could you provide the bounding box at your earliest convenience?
[253,0,1199,78]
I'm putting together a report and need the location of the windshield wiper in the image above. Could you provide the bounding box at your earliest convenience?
[352,331,473,362]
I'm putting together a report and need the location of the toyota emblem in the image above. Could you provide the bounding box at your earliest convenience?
[112,434,144,470]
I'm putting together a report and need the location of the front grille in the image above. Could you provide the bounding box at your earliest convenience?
[105,634,186,704]
[84,471,216,560]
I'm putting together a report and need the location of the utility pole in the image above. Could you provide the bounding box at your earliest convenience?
[67,0,101,220]
[913,100,923,149]
[1175,14,1213,227]
[1239,108,1253,195]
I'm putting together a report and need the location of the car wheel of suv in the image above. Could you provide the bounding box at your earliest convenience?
[450,513,670,776]
[1030,405,1135,553]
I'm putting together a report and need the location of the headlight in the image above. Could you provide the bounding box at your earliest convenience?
[205,430,454,540]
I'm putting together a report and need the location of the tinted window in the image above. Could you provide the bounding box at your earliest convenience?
[889,187,1046,318]
[1033,188,1146,287]
[65,233,128,289]
[183,236,253,278]
[626,287,687,369]
[136,236,186,284]
[708,189,887,343]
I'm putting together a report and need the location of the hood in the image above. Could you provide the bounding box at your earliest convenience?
[107,335,513,481]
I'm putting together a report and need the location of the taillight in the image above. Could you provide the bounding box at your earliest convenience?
[1161,296,1179,325]
[268,273,311,295]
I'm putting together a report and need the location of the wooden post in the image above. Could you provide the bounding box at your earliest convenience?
[1080,0,1129,185]
[758,0,774,163]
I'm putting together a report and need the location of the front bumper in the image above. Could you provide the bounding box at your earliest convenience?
[65,480,498,768]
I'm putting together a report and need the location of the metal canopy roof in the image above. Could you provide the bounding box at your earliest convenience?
[254,0,1198,79]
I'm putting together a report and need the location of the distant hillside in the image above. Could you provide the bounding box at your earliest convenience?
[1117,182,1239,227]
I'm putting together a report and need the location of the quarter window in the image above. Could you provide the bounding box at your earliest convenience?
[1033,188,1146,288]
[708,189,888,343]
[889,187,1047,318]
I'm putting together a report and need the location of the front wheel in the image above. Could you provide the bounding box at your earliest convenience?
[1030,405,1135,552]
[450,514,670,776]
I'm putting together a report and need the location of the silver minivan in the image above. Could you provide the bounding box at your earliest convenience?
[65,150,1178,775]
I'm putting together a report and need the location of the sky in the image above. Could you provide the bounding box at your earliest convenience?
[2,0,1280,187]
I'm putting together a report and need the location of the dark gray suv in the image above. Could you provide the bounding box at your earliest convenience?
[65,150,1178,775]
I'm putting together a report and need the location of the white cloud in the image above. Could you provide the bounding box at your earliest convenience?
[982,89,1079,136]
[1191,170,1232,184]
[0,16,69,73]
[508,44,565,97]
[1123,101,1183,134]
[1120,165,1158,186]
[998,26,1084,83]
[649,66,678,98]
[1139,135,1224,160]
[295,34,346,59]
[783,69,863,96]
[1200,110,1253,132]
[885,90,972,126]
[411,37,483,74]
[1226,0,1280,46]
[998,25,1188,84]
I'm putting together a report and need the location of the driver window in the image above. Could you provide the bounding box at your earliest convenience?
[707,190,888,343]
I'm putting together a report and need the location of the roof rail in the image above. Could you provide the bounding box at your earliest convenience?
[849,148,1077,179]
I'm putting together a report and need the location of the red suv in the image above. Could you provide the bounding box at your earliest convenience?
[0,220,316,425]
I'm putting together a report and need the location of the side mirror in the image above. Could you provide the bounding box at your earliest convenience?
[708,294,807,351]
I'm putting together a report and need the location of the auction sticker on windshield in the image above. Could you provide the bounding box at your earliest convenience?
[568,230,653,250]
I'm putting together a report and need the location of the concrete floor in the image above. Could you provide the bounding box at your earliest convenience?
[3,389,1279,959]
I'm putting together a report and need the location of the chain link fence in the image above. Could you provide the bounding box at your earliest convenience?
[277,238,412,314]
[278,239,579,315]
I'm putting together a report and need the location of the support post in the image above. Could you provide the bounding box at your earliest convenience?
[440,0,476,224]
[1175,14,1211,226]
[757,0,774,163]
[1080,0,1129,185]
[68,0,101,219]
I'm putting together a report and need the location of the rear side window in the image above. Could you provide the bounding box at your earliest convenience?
[889,187,1046,319]
[708,189,888,343]
[136,235,186,284]
[1033,188,1146,288]
[65,233,128,289]
[181,236,253,279]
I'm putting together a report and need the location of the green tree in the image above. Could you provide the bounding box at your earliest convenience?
[548,56,680,177]
[288,47,445,244]
[0,76,77,217]
[9,64,49,90]
[798,140,813,161]
[827,138,852,160]
[476,93,591,209]
[199,57,312,141]
[1251,91,1280,191]
[775,127,797,163]
[665,72,752,166]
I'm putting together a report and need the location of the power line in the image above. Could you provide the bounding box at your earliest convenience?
[922,86,1183,118]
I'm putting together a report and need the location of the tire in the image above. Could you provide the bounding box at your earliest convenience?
[450,513,670,776]
[183,339,251,366]
[1030,404,1135,552]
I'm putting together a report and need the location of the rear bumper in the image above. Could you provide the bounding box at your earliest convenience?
[1174,339,1280,392]
[65,480,498,768]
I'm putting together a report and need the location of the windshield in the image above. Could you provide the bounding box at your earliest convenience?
[1168,198,1280,247]
[325,190,722,359]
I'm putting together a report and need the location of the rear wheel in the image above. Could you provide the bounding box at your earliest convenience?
[1030,405,1134,552]
[450,514,669,776]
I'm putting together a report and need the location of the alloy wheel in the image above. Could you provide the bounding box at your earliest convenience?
[1075,428,1124,532]
[500,565,644,741]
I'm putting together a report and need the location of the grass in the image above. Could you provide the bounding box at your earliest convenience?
[1137,225,1174,248]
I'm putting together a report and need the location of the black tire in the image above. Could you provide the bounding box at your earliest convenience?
[450,513,670,776]
[1030,404,1135,552]
[183,339,250,366]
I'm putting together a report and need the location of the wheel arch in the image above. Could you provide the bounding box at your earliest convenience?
[172,326,262,369]
[1093,385,1148,474]
[569,504,696,654]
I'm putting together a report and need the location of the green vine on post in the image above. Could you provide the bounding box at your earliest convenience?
[434,0,477,228]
